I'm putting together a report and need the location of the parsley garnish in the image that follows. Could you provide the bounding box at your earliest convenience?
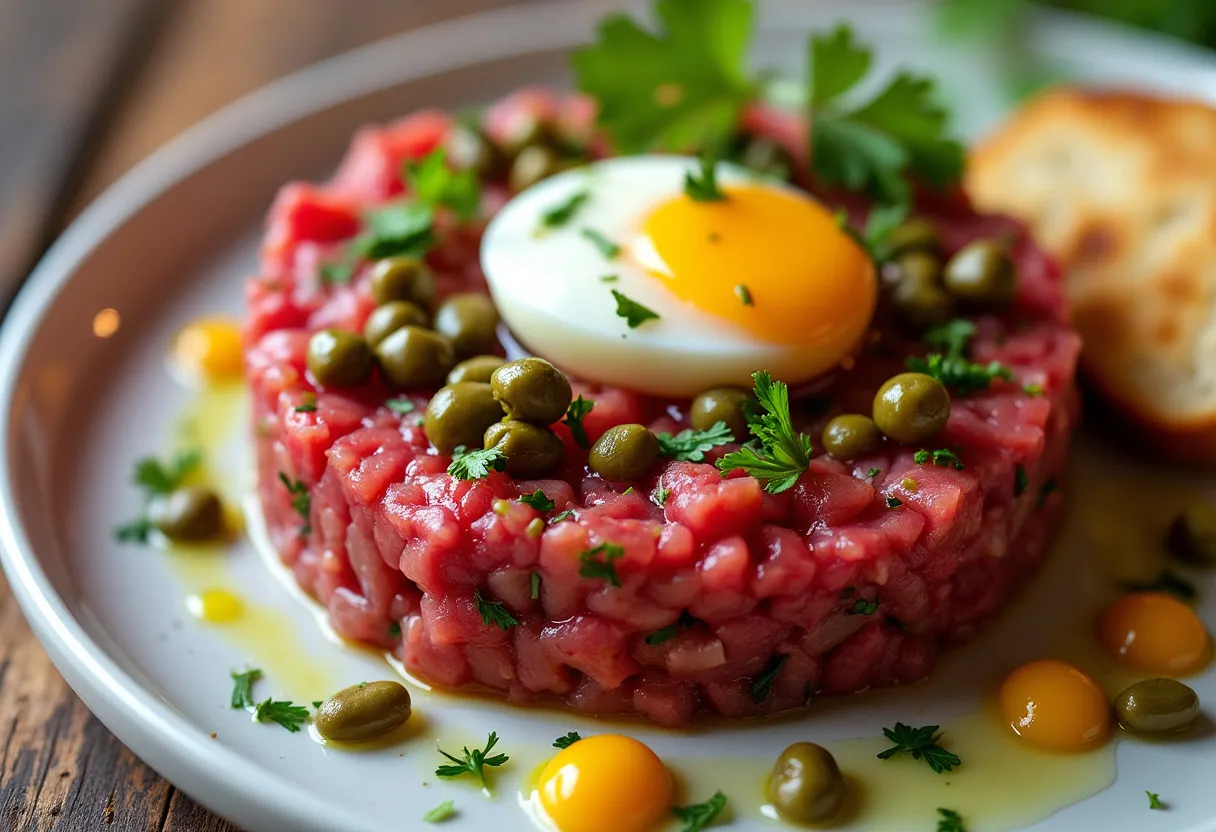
[1023,383,1044,397]
[404,147,481,220]
[319,262,355,285]
[924,319,977,355]
[848,598,879,615]
[294,394,317,413]
[1122,570,1198,602]
[734,284,753,306]
[582,227,622,259]
[684,155,726,201]
[655,485,672,505]
[578,542,625,587]
[914,448,964,470]
[867,467,882,478]
[612,289,660,328]
[572,0,756,152]
[1147,791,1164,810]
[563,395,595,448]
[530,572,542,599]
[474,590,519,631]
[447,446,507,480]
[657,421,734,462]
[386,395,415,415]
[359,201,436,261]
[907,352,1014,396]
[389,622,402,637]
[645,611,696,645]
[937,807,967,832]
[750,655,787,702]
[519,489,555,512]
[114,517,154,544]
[278,473,311,535]
[312,701,324,710]
[1014,464,1028,497]
[886,496,903,508]
[116,450,204,544]
[716,371,813,493]
[838,202,910,263]
[877,723,961,773]
[673,791,727,832]
[230,668,262,709]
[423,800,456,823]
[553,732,582,749]
[808,24,963,205]
[540,190,590,229]
[435,732,509,791]
[253,698,310,733]
[550,509,575,524]
[600,274,619,283]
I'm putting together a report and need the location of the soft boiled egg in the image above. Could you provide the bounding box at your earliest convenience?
[535,734,673,832]
[481,155,876,396]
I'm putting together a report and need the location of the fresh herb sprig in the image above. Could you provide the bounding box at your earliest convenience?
[115,450,203,544]
[913,448,964,470]
[563,395,595,448]
[578,542,625,587]
[716,372,813,493]
[612,289,661,328]
[673,791,728,832]
[448,446,507,480]
[684,155,727,201]
[909,318,1014,395]
[230,668,262,709]
[657,421,734,462]
[876,722,961,773]
[254,698,310,733]
[937,807,967,832]
[435,732,509,791]
[540,190,590,230]
[1147,791,1164,810]
[279,473,312,535]
[474,590,519,631]
[553,732,582,749]
[750,655,788,702]
[519,489,555,512]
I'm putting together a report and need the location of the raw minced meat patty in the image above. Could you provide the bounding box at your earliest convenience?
[245,88,1080,727]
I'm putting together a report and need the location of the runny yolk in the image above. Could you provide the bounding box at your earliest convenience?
[174,318,244,380]
[186,589,244,623]
[536,734,673,832]
[638,184,875,366]
[998,660,1112,752]
[1096,592,1210,674]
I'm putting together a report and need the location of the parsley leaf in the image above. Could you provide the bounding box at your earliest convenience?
[572,0,756,152]
[579,542,625,587]
[924,319,977,356]
[877,722,961,773]
[358,201,435,261]
[386,395,416,415]
[550,509,575,524]
[867,467,882,478]
[848,598,879,615]
[838,202,910,262]
[563,395,595,448]
[914,448,965,470]
[655,485,672,505]
[294,394,317,413]
[906,352,1014,396]
[886,496,903,508]
[716,372,813,493]
[134,450,201,495]
[278,473,312,535]
[673,791,728,832]
[937,807,967,832]
[404,148,480,220]
[553,732,582,749]
[423,800,456,823]
[657,421,734,462]
[684,155,726,201]
[447,446,507,480]
[519,489,555,512]
[734,284,753,306]
[114,517,154,545]
[435,732,509,791]
[750,655,787,702]
[1023,383,1044,397]
[582,227,622,259]
[1147,791,1164,810]
[645,611,696,645]
[540,190,590,229]
[612,289,661,328]
[253,698,310,733]
[474,590,519,631]
[530,572,542,599]
[230,668,262,709]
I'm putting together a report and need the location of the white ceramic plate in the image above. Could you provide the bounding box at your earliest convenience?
[3,2,1216,831]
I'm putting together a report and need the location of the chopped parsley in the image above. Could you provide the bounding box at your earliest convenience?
[229,668,262,709]
[907,352,1014,395]
[540,190,590,229]
[550,509,575,524]
[876,722,961,773]
[645,611,697,645]
[519,489,555,512]
[294,394,318,413]
[359,201,436,261]
[924,319,976,356]
[116,450,204,544]
[1147,791,1164,810]
[750,655,787,702]
[684,155,726,201]
[578,542,625,587]
[386,395,416,415]
[582,227,622,259]
[474,590,519,631]
[563,395,595,448]
[1023,383,1044,397]
[253,698,310,733]
[447,446,507,480]
[937,807,967,832]
[1014,464,1028,497]
[278,473,312,535]
[886,496,903,508]
[435,732,509,791]
[655,485,672,505]
[530,572,542,600]
[600,274,619,283]
[673,791,728,832]
[389,622,402,637]
[914,448,964,470]
[423,800,457,824]
[839,202,910,263]
[404,147,481,220]
[657,421,734,462]
[848,598,879,615]
[553,732,582,749]
[867,467,882,478]
[716,371,813,494]
[1122,570,1197,603]
[612,289,661,328]
[734,284,753,306]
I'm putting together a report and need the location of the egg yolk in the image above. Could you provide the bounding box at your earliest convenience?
[186,589,244,623]
[174,318,244,380]
[1097,592,1210,674]
[639,184,875,365]
[998,660,1112,752]
[537,734,673,832]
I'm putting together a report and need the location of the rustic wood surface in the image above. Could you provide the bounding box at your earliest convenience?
[0,1,518,829]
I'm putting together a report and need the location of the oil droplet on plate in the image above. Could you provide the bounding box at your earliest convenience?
[186,588,244,623]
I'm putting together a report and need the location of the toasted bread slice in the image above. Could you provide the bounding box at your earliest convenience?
[967,88,1216,462]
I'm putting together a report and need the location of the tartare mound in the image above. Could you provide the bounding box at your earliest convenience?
[246,89,1079,726]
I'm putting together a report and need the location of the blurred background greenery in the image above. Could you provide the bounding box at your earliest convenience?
[939,0,1216,47]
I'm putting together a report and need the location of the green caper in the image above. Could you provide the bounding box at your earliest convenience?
[424,383,505,454]
[1114,678,1200,735]
[490,358,573,424]
[888,252,954,329]
[150,486,224,542]
[484,420,564,478]
[872,372,951,444]
[737,136,795,179]
[589,424,660,482]
[690,387,752,442]
[767,742,847,824]
[822,414,882,460]
[307,329,374,388]
[369,256,436,308]
[1167,504,1216,566]
[314,681,412,743]
[363,301,429,347]
[374,326,455,388]
[447,355,507,385]
[447,122,508,179]
[885,217,941,257]
[943,239,1017,306]
[433,293,499,360]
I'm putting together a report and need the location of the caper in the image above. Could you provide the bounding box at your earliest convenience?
[369,256,436,308]
[737,136,794,179]
[363,301,429,347]
[423,383,505,455]
[150,486,224,542]
[943,239,1017,306]
[314,681,412,743]
[589,424,660,482]
[822,414,882,460]
[490,358,573,424]
[307,329,374,388]
[447,355,507,385]
[484,420,565,478]
[1114,678,1200,735]
[872,372,951,444]
[1167,504,1216,566]
[888,252,954,329]
[432,293,499,360]
[885,217,941,257]
[689,387,752,442]
[447,122,508,179]
[374,325,455,388]
[767,742,847,824]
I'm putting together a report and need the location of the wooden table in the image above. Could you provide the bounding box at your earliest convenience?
[0,2,517,828]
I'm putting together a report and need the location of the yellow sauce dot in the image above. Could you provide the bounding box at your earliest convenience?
[174,318,244,380]
[998,660,1111,752]
[1096,592,1210,674]
[537,734,673,832]
[187,589,245,623]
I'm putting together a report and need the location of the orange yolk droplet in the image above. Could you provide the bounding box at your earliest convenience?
[1097,592,1210,675]
[537,734,673,832]
[186,589,244,624]
[175,317,244,380]
[639,184,875,372]
[998,660,1112,752]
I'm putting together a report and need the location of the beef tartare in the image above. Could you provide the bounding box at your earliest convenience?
[245,61,1077,726]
